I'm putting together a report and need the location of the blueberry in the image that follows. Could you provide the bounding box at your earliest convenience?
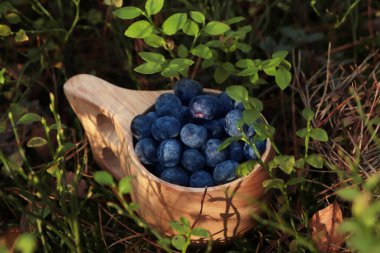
[243,140,267,160]
[134,138,158,165]
[234,101,244,111]
[160,167,189,186]
[245,125,256,137]
[173,79,203,105]
[131,112,157,140]
[181,149,205,172]
[224,110,247,137]
[189,95,223,120]
[151,116,181,141]
[175,106,192,126]
[202,120,224,139]
[228,141,244,162]
[180,123,207,148]
[218,92,234,114]
[157,139,182,167]
[213,160,239,185]
[155,93,182,117]
[204,139,228,167]
[190,170,215,187]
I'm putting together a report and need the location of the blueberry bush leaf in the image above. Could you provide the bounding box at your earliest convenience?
[113,7,142,19]
[124,20,154,38]
[204,21,230,35]
[162,13,187,35]
[145,0,164,16]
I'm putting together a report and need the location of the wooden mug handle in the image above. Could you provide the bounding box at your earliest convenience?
[63,74,166,179]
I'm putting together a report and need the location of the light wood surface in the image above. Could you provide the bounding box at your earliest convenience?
[63,74,275,244]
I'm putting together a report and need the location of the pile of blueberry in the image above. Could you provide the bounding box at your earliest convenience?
[131,79,267,188]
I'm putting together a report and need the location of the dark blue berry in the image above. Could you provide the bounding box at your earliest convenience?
[160,167,189,186]
[213,160,239,185]
[234,101,244,111]
[181,149,205,172]
[157,139,182,167]
[173,79,203,105]
[190,170,215,187]
[155,93,182,117]
[134,138,158,165]
[151,116,181,141]
[175,106,192,126]
[218,92,234,114]
[228,141,244,162]
[202,120,224,139]
[189,95,223,120]
[243,140,267,160]
[204,139,228,167]
[224,110,247,137]
[131,112,157,140]
[180,123,207,148]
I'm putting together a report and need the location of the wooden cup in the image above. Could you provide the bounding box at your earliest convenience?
[64,74,274,244]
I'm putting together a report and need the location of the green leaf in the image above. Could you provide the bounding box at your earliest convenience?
[206,40,223,48]
[213,67,229,84]
[171,234,187,250]
[191,227,210,237]
[287,177,305,186]
[161,67,179,78]
[60,142,75,153]
[302,108,315,121]
[145,0,164,16]
[235,59,254,68]
[16,113,41,125]
[93,171,114,186]
[118,176,133,194]
[124,20,153,38]
[177,44,188,58]
[0,68,5,84]
[337,187,360,201]
[15,233,36,253]
[242,109,260,125]
[201,57,215,69]
[309,128,328,142]
[252,122,275,139]
[218,136,240,151]
[248,97,263,111]
[169,58,194,69]
[263,66,276,76]
[182,20,199,36]
[204,21,230,35]
[27,137,47,148]
[226,85,248,103]
[180,217,190,226]
[237,160,257,177]
[305,154,324,168]
[294,158,304,169]
[190,11,205,24]
[113,7,142,19]
[143,34,166,48]
[273,155,295,174]
[236,42,251,53]
[222,62,235,73]
[15,29,28,42]
[0,24,11,37]
[162,13,187,35]
[296,128,308,138]
[224,16,245,25]
[272,50,288,59]
[134,62,162,74]
[169,220,188,234]
[237,66,258,76]
[275,68,292,90]
[191,44,212,59]
[263,178,285,191]
[103,0,122,7]
[138,52,165,64]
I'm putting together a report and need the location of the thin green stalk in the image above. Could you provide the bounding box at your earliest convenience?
[65,0,80,43]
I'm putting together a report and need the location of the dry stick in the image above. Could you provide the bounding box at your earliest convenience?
[191,57,202,80]
[98,204,110,252]
[315,43,331,120]
[316,96,354,128]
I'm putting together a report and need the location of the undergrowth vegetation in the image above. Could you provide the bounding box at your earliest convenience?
[0,0,379,252]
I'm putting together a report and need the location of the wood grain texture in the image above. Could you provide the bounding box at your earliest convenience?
[64,74,275,244]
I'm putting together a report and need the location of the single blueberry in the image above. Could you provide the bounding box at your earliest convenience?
[131,112,157,140]
[234,101,244,111]
[180,123,208,148]
[245,125,256,137]
[151,116,181,141]
[160,167,189,186]
[181,149,205,172]
[213,160,239,185]
[190,170,215,188]
[218,92,234,114]
[134,138,158,165]
[155,93,182,117]
[202,120,224,139]
[224,110,247,137]
[189,95,223,120]
[228,141,244,162]
[204,139,228,167]
[175,106,192,126]
[157,139,182,167]
[243,140,267,160]
[173,79,203,105]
